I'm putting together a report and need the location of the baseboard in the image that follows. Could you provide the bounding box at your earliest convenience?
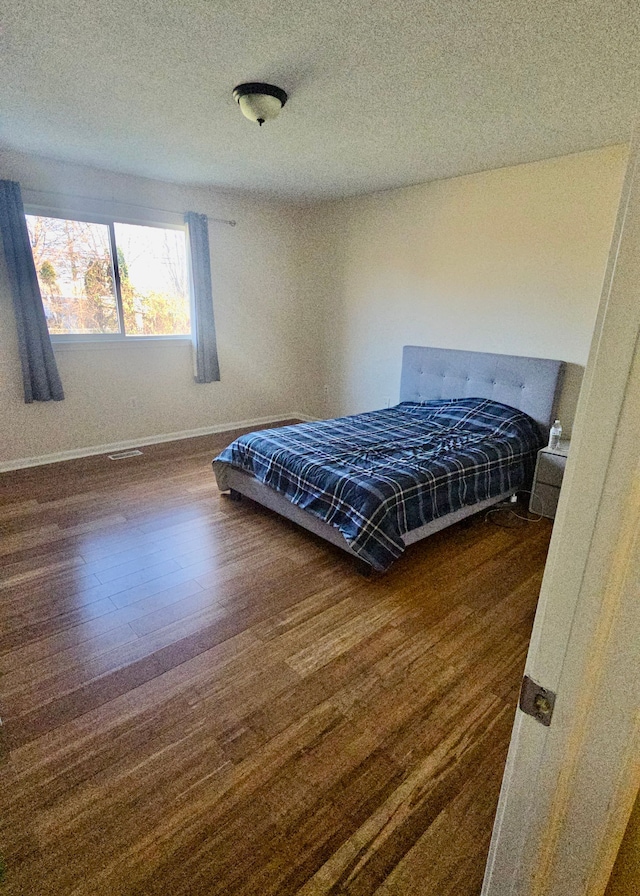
[0,413,315,473]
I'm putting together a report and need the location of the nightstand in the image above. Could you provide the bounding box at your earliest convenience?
[530,439,570,520]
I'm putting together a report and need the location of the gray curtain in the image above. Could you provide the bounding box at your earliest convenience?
[185,211,220,383]
[0,180,64,402]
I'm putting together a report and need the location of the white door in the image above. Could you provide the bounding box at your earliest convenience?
[482,131,640,896]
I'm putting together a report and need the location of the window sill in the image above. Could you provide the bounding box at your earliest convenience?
[52,337,192,352]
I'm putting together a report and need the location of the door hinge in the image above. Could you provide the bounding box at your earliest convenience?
[519,675,556,727]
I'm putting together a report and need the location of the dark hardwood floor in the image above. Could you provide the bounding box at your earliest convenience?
[0,430,552,895]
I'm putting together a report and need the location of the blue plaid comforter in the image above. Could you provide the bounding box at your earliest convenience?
[213,398,543,570]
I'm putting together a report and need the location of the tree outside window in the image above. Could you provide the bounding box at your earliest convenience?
[25,214,191,338]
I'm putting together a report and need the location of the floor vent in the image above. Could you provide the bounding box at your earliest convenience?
[108,449,143,460]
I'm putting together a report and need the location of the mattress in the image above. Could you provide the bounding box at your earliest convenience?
[213,397,543,570]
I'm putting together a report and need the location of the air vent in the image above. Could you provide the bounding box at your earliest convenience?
[108,449,143,460]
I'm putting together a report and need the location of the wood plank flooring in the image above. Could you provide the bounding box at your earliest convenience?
[0,430,553,895]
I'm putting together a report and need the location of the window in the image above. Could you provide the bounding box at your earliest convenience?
[25,214,191,338]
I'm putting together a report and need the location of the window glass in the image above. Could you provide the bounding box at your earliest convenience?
[114,223,190,337]
[25,214,191,338]
[26,215,119,334]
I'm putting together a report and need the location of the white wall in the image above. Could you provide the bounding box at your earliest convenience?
[0,145,628,468]
[308,146,628,430]
[0,151,321,468]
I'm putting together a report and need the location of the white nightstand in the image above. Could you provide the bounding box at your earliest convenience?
[530,439,570,519]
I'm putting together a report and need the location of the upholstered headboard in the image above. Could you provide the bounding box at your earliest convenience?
[399,346,565,438]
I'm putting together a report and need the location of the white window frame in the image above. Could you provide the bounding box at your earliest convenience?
[24,205,193,343]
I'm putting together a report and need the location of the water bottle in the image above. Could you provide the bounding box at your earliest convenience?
[549,420,562,451]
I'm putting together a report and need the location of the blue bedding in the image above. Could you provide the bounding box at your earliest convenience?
[213,398,543,570]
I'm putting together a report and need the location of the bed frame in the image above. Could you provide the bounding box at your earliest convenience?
[214,346,565,567]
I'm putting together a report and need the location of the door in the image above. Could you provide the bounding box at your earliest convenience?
[482,130,640,896]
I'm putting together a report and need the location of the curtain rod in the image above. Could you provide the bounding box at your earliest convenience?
[22,188,237,226]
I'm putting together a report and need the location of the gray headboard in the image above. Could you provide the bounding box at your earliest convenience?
[399,346,565,437]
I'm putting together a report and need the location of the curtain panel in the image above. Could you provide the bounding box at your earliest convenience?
[0,180,64,402]
[185,211,220,383]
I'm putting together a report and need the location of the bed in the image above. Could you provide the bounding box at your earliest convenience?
[213,346,564,571]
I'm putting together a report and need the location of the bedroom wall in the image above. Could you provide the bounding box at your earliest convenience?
[0,151,322,469]
[306,146,629,432]
[0,145,628,468]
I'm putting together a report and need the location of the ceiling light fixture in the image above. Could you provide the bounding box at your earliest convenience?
[233,82,288,126]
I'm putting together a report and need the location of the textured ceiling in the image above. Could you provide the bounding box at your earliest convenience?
[1,0,638,200]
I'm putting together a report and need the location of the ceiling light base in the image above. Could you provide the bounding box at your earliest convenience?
[233,82,288,125]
